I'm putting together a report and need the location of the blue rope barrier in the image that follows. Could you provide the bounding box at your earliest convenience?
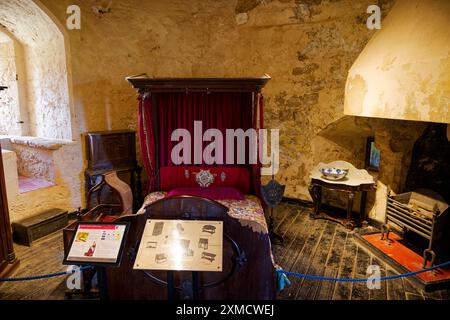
[0,266,94,282]
[2,260,449,284]
[277,260,450,283]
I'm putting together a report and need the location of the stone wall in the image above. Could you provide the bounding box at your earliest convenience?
[12,144,55,182]
[0,0,72,140]
[0,35,22,136]
[5,140,82,222]
[36,0,396,206]
[312,115,426,222]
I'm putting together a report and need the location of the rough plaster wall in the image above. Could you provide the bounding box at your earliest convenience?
[0,38,22,135]
[25,37,71,140]
[345,0,450,123]
[0,0,72,140]
[12,144,55,181]
[1,149,19,201]
[38,0,397,203]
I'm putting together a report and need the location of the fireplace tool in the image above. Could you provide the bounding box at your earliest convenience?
[261,178,286,244]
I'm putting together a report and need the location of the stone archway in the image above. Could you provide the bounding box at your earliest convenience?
[0,0,72,140]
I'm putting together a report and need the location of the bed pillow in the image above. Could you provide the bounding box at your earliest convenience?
[167,187,245,200]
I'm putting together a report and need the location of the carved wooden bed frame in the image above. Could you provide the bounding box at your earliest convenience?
[106,195,276,300]
[92,77,276,299]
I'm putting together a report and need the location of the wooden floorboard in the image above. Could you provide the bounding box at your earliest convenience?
[276,208,314,271]
[278,218,326,299]
[315,228,347,300]
[369,256,387,300]
[351,246,371,300]
[0,231,66,300]
[295,221,337,300]
[273,203,449,300]
[332,233,357,300]
[1,202,449,300]
[272,206,307,264]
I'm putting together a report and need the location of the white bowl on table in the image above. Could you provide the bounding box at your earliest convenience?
[319,167,349,181]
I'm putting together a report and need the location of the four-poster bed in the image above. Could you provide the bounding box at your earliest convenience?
[98,75,278,299]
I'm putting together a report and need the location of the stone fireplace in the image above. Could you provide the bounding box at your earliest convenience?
[328,0,450,289]
[336,0,450,225]
[312,116,428,224]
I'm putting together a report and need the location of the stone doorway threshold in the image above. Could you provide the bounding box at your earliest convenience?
[355,231,450,292]
[18,176,54,193]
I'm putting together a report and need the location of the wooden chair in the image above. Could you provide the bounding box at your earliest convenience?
[63,171,133,254]
[62,171,133,297]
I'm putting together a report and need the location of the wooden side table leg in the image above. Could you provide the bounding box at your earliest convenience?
[346,191,355,228]
[308,184,322,218]
[360,191,368,224]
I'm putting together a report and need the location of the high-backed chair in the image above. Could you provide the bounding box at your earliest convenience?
[63,171,134,297]
[63,171,133,255]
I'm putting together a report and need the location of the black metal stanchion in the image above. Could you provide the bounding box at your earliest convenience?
[269,208,284,244]
[167,271,175,300]
[97,267,108,300]
[192,271,199,300]
[261,177,286,245]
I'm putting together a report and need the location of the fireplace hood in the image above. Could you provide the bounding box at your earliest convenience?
[344,0,450,124]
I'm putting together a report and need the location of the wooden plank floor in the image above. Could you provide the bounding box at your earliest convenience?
[273,202,450,300]
[0,231,67,300]
[1,201,449,300]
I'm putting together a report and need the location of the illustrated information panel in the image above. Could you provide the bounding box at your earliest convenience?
[66,224,127,264]
[134,220,223,272]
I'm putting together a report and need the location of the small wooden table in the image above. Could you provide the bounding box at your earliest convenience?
[309,161,375,229]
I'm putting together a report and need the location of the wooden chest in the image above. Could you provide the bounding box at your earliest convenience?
[12,209,68,246]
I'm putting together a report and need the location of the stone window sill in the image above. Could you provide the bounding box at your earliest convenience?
[0,135,74,151]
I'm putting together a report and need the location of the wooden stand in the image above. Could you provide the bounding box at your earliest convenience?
[309,161,375,230]
[309,180,373,229]
[85,130,142,212]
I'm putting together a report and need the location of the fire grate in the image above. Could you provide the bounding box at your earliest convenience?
[381,189,450,268]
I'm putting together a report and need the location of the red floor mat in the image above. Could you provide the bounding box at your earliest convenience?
[362,233,450,283]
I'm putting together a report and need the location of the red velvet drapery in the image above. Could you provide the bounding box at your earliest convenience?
[252,93,264,197]
[138,91,264,195]
[138,94,156,193]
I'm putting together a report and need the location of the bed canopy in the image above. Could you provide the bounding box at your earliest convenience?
[127,75,271,195]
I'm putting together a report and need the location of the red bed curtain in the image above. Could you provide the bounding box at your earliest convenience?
[138,91,264,195]
[138,94,157,192]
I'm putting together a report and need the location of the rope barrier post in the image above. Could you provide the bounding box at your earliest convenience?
[167,271,175,300]
[97,267,108,300]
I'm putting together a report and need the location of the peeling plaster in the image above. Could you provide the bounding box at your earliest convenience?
[345,0,450,124]
[33,0,396,204]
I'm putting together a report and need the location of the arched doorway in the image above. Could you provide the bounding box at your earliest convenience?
[0,0,80,222]
[0,0,72,140]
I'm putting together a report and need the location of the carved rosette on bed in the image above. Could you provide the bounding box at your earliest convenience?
[138,192,269,234]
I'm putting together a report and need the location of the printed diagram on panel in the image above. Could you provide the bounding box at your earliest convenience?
[134,219,223,272]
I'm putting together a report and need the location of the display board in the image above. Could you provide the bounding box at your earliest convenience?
[134,220,223,272]
[63,222,129,267]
